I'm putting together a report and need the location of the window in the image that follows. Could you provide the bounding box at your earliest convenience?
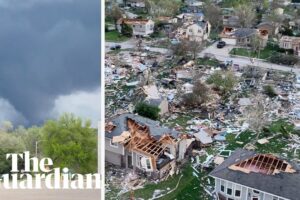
[110,139,118,148]
[146,159,151,170]
[235,190,241,197]
[221,185,225,192]
[227,188,232,195]
[228,198,234,200]
[252,198,259,200]
[253,190,260,194]
[133,25,135,28]
[136,155,142,167]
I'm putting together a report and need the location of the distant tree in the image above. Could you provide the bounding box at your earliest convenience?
[135,102,160,120]
[203,4,222,32]
[145,0,180,17]
[110,5,123,29]
[21,126,43,156]
[42,113,97,174]
[121,22,133,37]
[206,71,237,96]
[182,80,210,108]
[172,39,205,59]
[235,3,256,28]
[0,131,25,174]
[0,121,13,132]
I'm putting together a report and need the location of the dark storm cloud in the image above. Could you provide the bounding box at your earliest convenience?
[0,0,100,125]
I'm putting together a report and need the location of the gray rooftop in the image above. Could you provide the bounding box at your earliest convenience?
[105,113,178,139]
[233,28,256,38]
[210,148,300,200]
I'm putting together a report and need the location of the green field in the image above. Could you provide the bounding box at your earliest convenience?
[105,31,129,42]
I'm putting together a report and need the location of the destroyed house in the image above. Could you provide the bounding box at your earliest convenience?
[105,114,186,179]
[210,149,300,200]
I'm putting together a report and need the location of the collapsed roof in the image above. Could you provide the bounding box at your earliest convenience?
[210,149,300,200]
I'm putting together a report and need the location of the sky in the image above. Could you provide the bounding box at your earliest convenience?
[0,0,100,127]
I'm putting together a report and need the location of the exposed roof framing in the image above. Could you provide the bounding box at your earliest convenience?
[229,154,296,175]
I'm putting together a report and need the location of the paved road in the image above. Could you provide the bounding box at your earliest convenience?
[106,39,168,54]
[199,42,300,75]
[105,40,300,75]
[0,188,101,200]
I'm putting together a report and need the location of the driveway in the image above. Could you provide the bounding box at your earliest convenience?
[199,42,234,59]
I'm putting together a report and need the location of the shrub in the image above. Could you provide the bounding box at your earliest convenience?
[270,54,299,65]
[263,85,277,98]
[135,102,160,120]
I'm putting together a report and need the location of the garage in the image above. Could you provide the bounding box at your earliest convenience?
[221,38,237,45]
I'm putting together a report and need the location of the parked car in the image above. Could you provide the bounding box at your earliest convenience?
[217,41,226,48]
[110,44,121,50]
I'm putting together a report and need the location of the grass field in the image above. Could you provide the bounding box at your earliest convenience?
[120,164,212,200]
[230,46,275,60]
[105,31,129,42]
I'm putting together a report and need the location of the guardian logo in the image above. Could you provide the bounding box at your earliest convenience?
[0,152,100,189]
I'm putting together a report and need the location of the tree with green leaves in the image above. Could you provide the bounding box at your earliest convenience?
[235,3,256,28]
[42,113,97,174]
[135,102,160,120]
[121,22,133,37]
[206,71,237,96]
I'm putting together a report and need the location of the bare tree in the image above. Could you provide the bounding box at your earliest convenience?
[235,4,256,28]
[145,0,180,17]
[172,39,205,60]
[245,96,268,139]
[110,5,123,29]
[182,80,210,108]
[203,4,222,33]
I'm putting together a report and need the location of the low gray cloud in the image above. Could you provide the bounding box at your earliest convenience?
[0,0,100,125]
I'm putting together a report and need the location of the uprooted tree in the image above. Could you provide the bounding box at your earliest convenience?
[181,80,210,108]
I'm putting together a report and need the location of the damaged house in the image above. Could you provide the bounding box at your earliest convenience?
[279,36,300,57]
[105,113,193,179]
[117,18,154,37]
[210,148,300,200]
[219,27,268,48]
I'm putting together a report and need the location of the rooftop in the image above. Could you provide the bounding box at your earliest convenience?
[210,149,300,200]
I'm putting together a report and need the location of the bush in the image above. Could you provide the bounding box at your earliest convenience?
[270,54,299,65]
[135,102,160,120]
[263,85,277,98]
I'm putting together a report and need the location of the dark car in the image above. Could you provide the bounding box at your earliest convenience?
[217,41,226,48]
[110,44,121,50]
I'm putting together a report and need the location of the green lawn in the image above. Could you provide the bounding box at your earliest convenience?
[105,31,129,42]
[196,57,221,67]
[230,46,275,60]
[225,120,300,160]
[120,164,212,200]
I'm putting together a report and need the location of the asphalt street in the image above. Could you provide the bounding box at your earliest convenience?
[106,40,300,75]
